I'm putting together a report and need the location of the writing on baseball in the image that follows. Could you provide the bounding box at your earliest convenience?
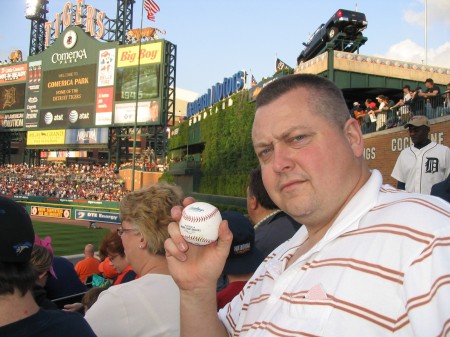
[179,202,222,245]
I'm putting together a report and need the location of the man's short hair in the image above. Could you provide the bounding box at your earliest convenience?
[255,74,349,129]
[425,78,434,84]
[248,167,278,210]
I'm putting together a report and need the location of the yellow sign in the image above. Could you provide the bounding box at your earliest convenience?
[117,42,162,68]
[31,206,71,219]
[27,130,66,145]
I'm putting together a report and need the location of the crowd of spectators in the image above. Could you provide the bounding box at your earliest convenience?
[352,79,450,134]
[0,163,127,201]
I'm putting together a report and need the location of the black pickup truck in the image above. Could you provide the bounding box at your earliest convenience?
[297,9,368,64]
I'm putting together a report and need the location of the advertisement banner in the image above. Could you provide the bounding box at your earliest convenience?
[75,209,121,224]
[41,64,96,108]
[0,112,24,129]
[114,101,160,125]
[65,128,109,145]
[0,64,28,84]
[39,105,95,129]
[30,205,71,219]
[95,87,113,125]
[27,129,66,145]
[24,60,42,129]
[97,48,116,87]
[116,42,162,68]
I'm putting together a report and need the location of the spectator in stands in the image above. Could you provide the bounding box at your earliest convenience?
[390,85,415,125]
[85,182,183,337]
[99,231,136,285]
[164,74,450,336]
[74,244,100,284]
[0,163,126,201]
[350,101,365,126]
[372,95,386,131]
[362,98,376,133]
[30,237,58,310]
[81,286,109,313]
[45,256,87,300]
[98,256,119,281]
[417,78,441,117]
[247,166,301,258]
[382,96,396,129]
[0,196,96,337]
[443,82,450,115]
[391,115,450,195]
[217,211,264,310]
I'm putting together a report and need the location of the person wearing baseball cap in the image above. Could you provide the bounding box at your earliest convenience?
[392,115,450,194]
[0,196,97,337]
[217,211,264,310]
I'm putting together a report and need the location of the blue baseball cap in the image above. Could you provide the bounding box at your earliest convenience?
[0,197,34,263]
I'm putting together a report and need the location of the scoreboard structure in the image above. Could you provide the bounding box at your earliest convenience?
[0,26,176,165]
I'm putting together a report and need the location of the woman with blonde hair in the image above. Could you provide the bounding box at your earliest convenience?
[85,182,183,337]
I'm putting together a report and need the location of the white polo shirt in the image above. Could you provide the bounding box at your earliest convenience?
[218,169,450,336]
[391,141,450,195]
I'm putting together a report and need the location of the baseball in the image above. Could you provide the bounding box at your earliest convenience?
[179,202,222,245]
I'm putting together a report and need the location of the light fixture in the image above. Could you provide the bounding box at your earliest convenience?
[25,0,40,19]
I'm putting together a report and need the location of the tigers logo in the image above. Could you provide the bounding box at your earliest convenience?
[63,30,77,49]
[2,87,16,109]
[425,157,439,173]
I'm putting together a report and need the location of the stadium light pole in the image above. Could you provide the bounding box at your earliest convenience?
[131,1,146,191]
[424,0,428,65]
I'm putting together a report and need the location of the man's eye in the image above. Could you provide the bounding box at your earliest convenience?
[258,148,272,158]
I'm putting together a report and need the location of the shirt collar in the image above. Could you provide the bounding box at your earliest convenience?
[271,170,382,265]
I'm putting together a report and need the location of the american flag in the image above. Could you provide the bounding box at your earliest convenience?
[144,0,160,22]
[251,75,257,87]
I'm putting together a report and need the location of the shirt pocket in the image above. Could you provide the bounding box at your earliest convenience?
[280,295,335,335]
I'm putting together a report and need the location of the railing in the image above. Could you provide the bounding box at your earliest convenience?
[359,91,449,134]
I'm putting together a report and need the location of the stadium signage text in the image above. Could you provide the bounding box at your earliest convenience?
[51,49,88,65]
[0,113,24,128]
[45,0,106,47]
[75,210,121,224]
[187,71,246,118]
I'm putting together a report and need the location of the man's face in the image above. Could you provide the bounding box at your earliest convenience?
[408,126,429,146]
[425,81,432,89]
[252,88,363,227]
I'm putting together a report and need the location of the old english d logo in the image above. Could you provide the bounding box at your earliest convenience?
[425,157,439,173]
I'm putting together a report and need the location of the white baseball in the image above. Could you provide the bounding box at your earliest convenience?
[179,202,222,245]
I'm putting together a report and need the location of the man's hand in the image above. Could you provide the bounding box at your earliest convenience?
[164,198,233,291]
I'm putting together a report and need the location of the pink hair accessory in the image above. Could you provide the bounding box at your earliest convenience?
[34,235,57,279]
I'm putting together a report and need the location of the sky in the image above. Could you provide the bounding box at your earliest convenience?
[1,0,449,96]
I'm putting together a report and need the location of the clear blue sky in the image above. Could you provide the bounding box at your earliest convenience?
[1,0,449,95]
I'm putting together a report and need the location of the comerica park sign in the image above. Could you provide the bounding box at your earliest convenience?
[187,71,246,118]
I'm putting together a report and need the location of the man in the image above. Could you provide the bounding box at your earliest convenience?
[431,174,450,203]
[417,78,441,116]
[216,211,264,310]
[164,74,450,336]
[74,243,100,284]
[391,115,450,195]
[247,166,301,258]
[0,196,96,336]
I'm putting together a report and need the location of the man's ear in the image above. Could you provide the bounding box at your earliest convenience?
[249,195,258,210]
[344,118,364,158]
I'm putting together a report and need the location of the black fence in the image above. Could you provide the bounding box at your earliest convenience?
[360,91,449,134]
